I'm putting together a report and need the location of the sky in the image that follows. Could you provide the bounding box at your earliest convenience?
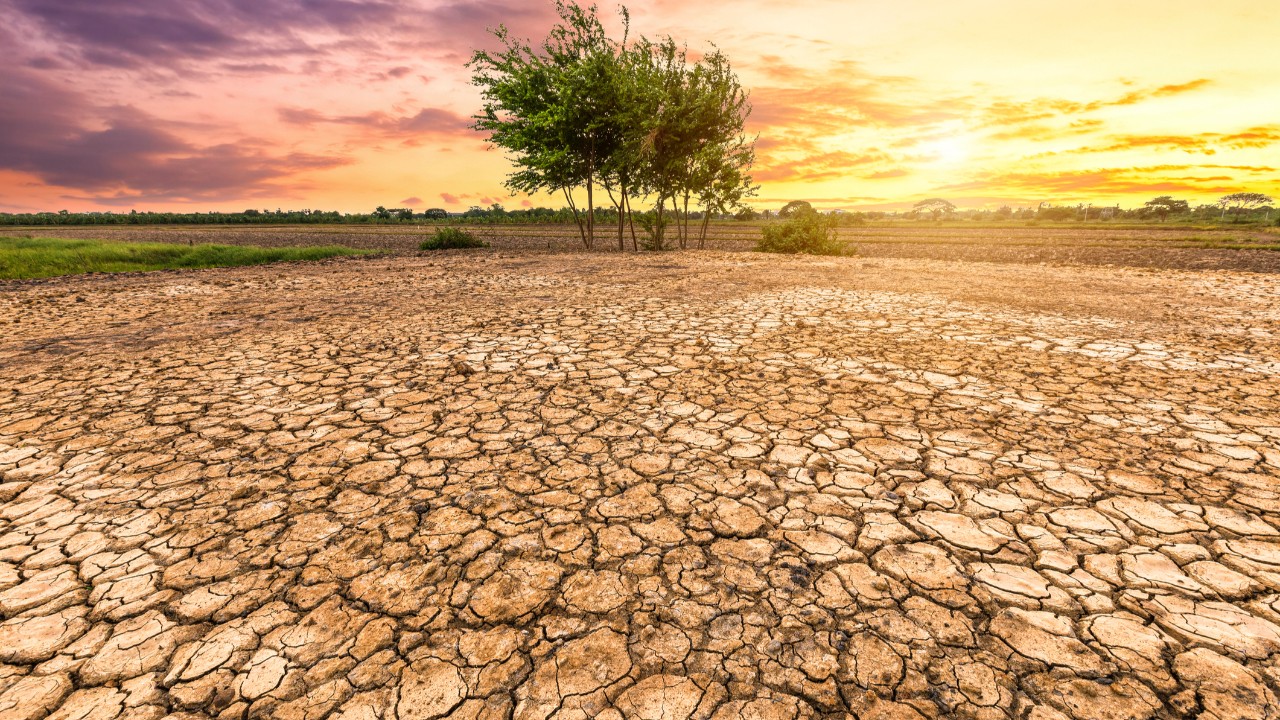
[0,0,1277,214]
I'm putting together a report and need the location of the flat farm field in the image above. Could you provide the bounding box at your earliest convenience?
[2,244,1279,719]
[5,221,1280,272]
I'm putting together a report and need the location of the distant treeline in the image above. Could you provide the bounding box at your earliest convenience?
[3,197,1275,227]
[0,206,615,226]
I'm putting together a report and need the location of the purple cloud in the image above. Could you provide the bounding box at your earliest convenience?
[4,0,401,68]
[0,67,349,200]
[278,106,473,138]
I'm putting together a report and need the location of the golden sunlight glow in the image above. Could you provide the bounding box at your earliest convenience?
[920,130,974,167]
[0,0,1277,213]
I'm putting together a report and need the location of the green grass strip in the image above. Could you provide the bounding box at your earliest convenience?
[0,237,371,280]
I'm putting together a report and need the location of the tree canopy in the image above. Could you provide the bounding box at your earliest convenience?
[1217,192,1274,220]
[778,200,815,218]
[1143,196,1189,220]
[468,1,756,250]
[913,198,956,220]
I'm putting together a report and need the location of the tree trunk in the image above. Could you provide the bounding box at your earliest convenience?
[616,182,625,252]
[655,196,666,251]
[564,188,588,249]
[604,181,626,252]
[698,206,712,249]
[625,191,638,251]
[680,191,690,250]
[586,152,595,251]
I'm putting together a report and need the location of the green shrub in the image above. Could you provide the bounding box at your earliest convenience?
[638,213,671,251]
[755,212,850,256]
[419,227,488,250]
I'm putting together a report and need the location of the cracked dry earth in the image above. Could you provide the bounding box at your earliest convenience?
[2,251,1280,720]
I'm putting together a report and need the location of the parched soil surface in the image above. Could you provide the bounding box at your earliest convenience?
[6,222,1280,273]
[1,250,1279,720]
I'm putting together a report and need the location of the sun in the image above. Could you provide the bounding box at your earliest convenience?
[922,133,973,165]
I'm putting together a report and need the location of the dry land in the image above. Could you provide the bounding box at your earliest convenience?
[1,239,1279,719]
[5,222,1280,273]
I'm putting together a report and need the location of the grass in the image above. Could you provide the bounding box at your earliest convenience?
[0,237,370,280]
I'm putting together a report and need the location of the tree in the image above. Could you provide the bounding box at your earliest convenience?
[470,2,629,249]
[778,200,815,218]
[469,2,754,251]
[395,207,414,220]
[423,208,448,220]
[373,206,392,220]
[1217,192,1274,220]
[913,198,956,221]
[1143,196,1189,221]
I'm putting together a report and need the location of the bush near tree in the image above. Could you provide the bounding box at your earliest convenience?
[419,227,488,251]
[756,208,850,256]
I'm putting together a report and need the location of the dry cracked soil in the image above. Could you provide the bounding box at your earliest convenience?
[1,250,1279,720]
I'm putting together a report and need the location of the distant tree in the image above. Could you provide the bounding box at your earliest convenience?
[778,200,815,218]
[913,198,956,220]
[994,205,1013,220]
[373,206,392,220]
[1217,192,1274,220]
[423,208,449,220]
[734,207,759,221]
[1143,196,1189,221]
[395,207,414,220]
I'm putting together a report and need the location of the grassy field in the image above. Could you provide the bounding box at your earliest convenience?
[0,236,371,280]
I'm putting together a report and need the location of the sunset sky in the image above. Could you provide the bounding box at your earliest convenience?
[1,0,1277,214]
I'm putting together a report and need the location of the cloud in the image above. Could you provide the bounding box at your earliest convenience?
[0,67,349,201]
[399,196,423,205]
[5,0,400,68]
[975,79,1213,130]
[414,1,567,56]
[278,106,473,139]
[1063,125,1280,156]
[942,168,1239,197]
[754,150,889,183]
[865,169,909,180]
[748,60,958,134]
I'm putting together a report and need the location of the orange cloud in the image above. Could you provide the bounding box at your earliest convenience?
[943,168,1239,197]
[1068,125,1280,155]
[754,151,889,183]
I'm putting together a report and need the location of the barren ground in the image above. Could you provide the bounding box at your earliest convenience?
[6,222,1280,273]
[2,248,1279,720]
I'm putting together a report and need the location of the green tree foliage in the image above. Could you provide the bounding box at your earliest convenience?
[778,200,815,218]
[913,198,956,220]
[756,211,848,256]
[1217,192,1274,221]
[1142,196,1189,221]
[468,2,756,251]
